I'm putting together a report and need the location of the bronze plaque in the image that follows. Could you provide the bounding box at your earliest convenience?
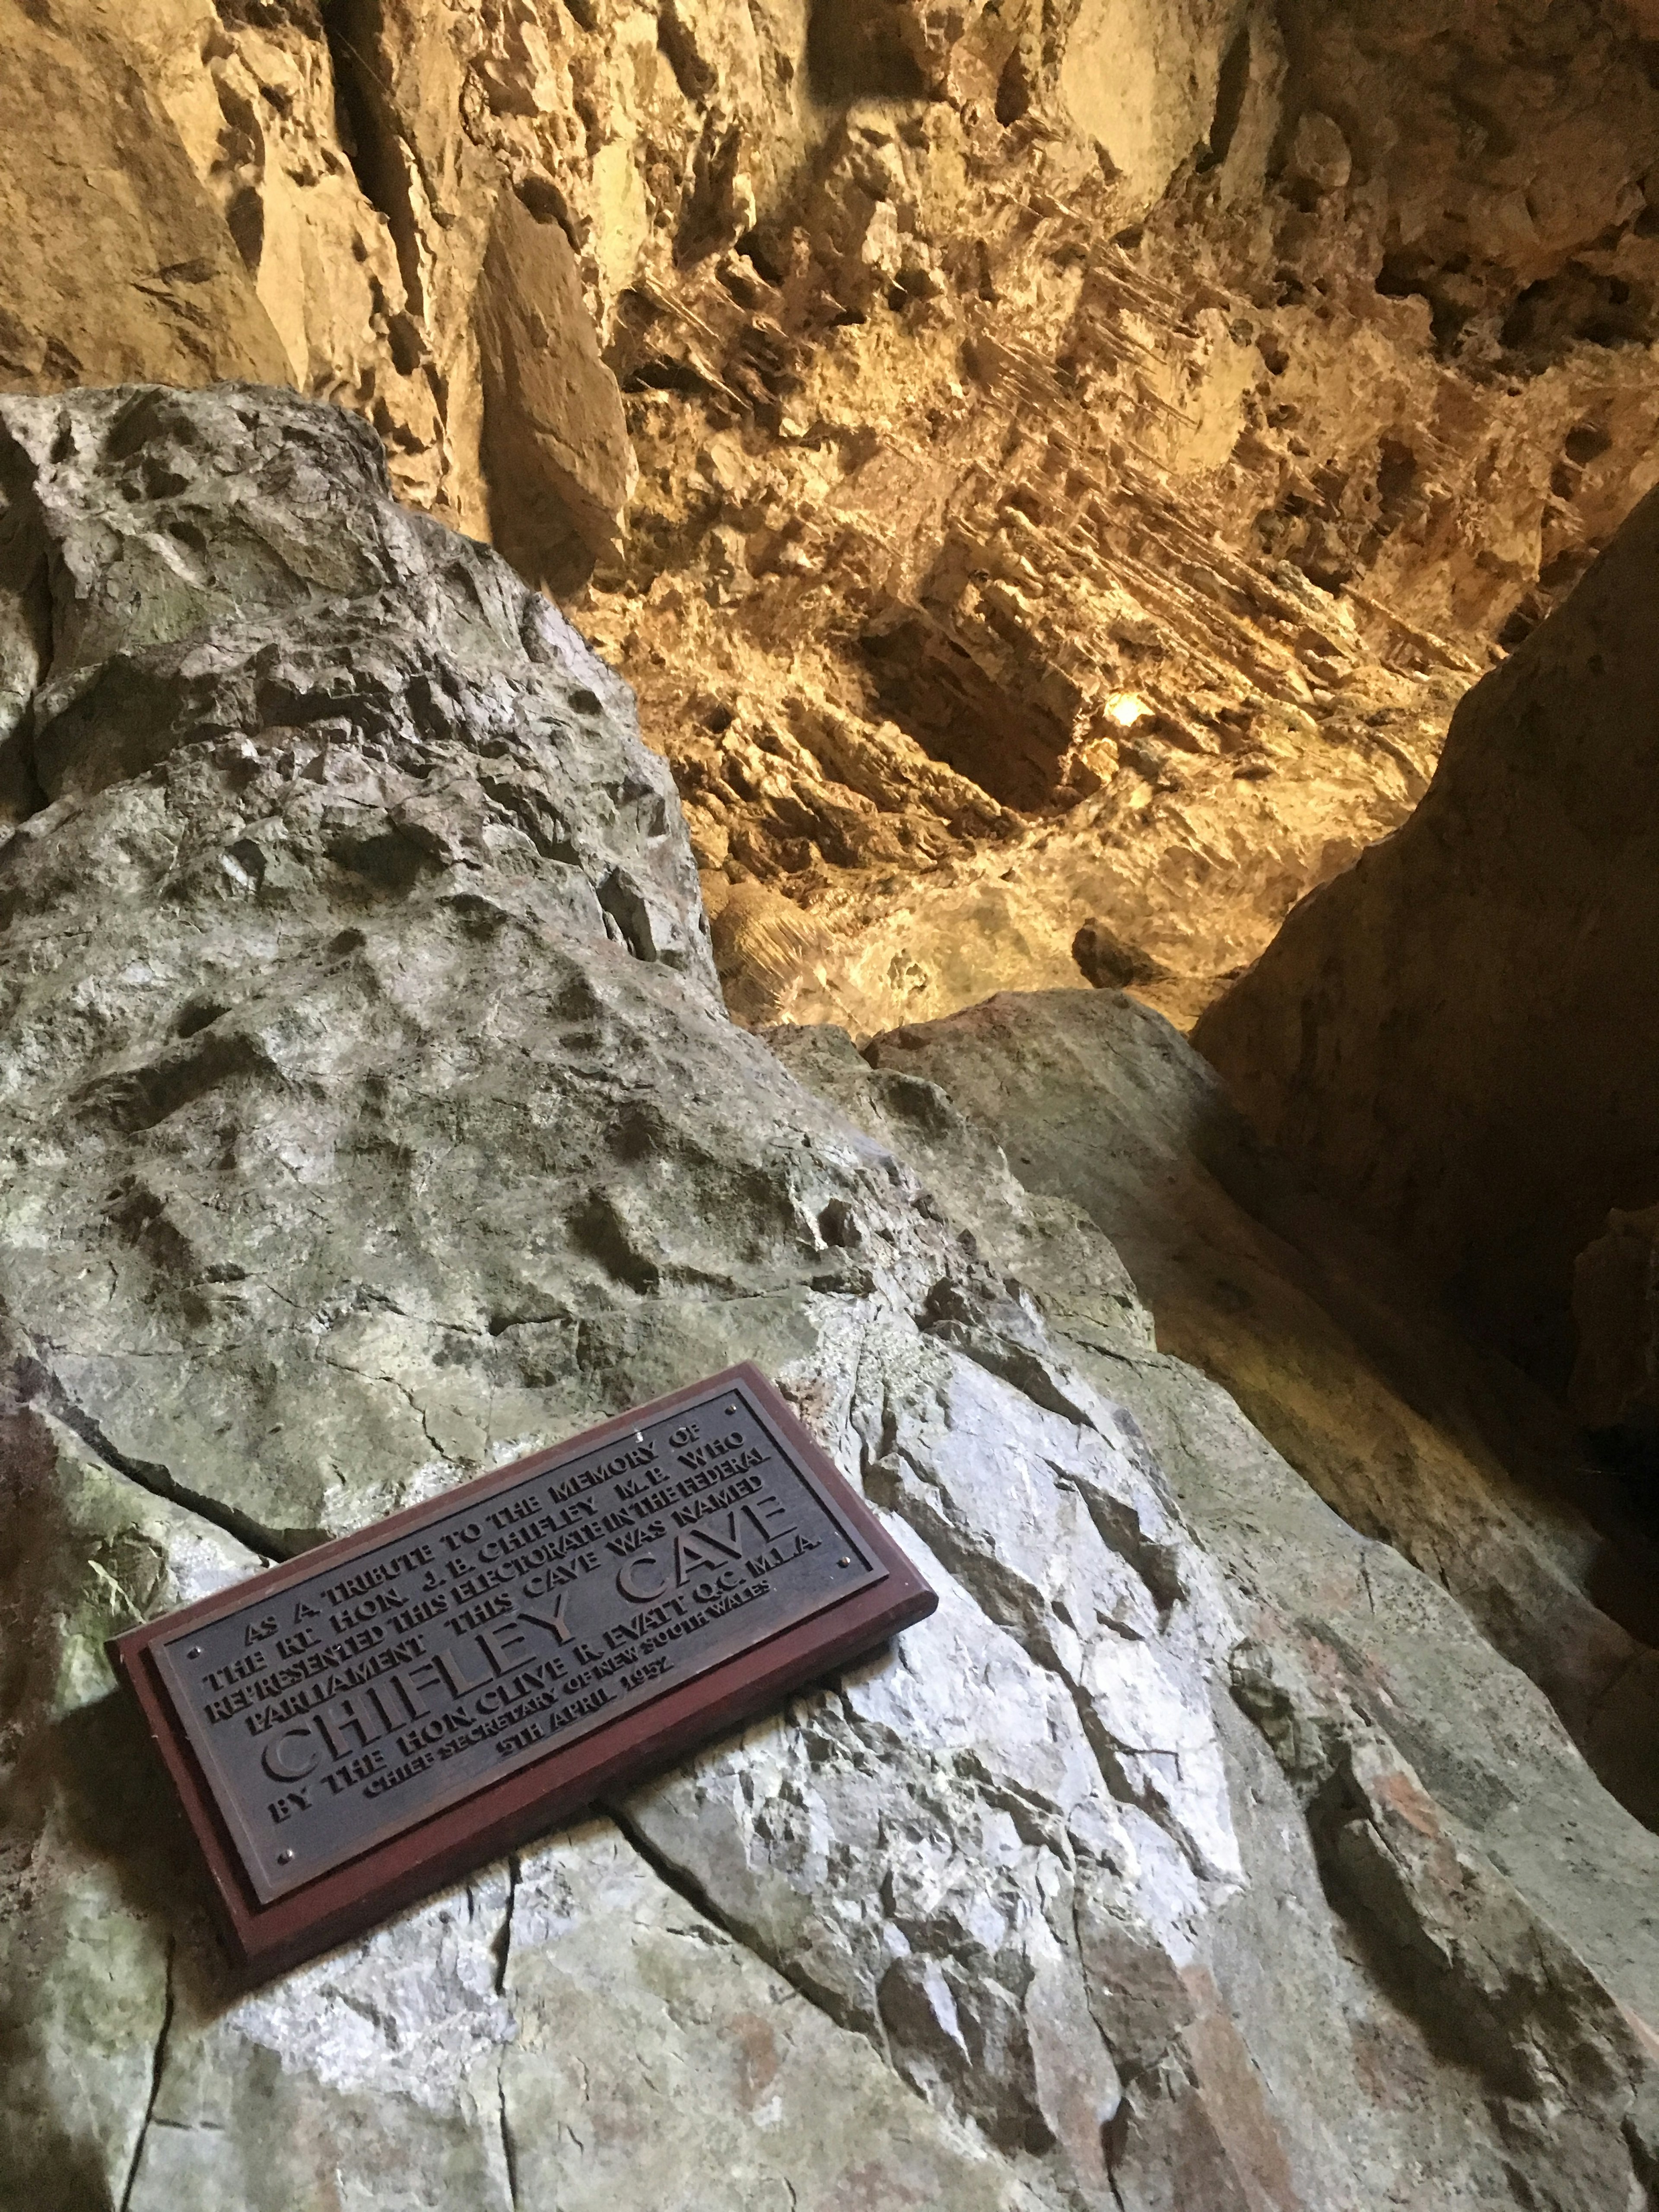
[111,1365,935,1974]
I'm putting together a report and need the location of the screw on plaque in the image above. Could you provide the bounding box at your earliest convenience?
[277,1850,293,1863]
[187,1647,201,1658]
[838,1557,852,1567]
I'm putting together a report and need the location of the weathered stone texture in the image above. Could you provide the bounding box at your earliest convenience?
[4,385,1659,2211]
[476,188,638,599]
[853,988,1659,1820]
[769,1013,1659,2203]
[0,0,292,394]
[0,383,1225,2212]
[768,1012,1659,2212]
[10,0,1659,1030]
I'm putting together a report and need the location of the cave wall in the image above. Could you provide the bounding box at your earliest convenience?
[1194,467,1659,1398]
[10,0,1659,1031]
[9,383,1659,2212]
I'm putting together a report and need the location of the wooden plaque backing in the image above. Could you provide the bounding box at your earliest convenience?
[108,1364,936,1979]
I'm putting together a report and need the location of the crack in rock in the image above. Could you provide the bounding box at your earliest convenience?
[493,1853,519,1998]
[8,1330,292,1560]
[496,2063,522,2212]
[118,1938,175,2212]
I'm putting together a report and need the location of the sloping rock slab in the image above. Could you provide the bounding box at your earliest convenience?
[772,1002,1659,2209]
[1,386,1232,2212]
[4,383,1659,2212]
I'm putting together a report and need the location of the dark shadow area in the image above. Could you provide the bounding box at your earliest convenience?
[0,485,51,828]
[1585,1416,1659,1546]
[806,0,927,104]
[1288,1748,1537,2101]
[52,1688,223,1956]
[861,616,1071,810]
[1072,916,1168,991]
[656,1,717,102]
[994,47,1030,127]
[1198,25,1251,172]
[318,0,425,316]
[1374,253,1478,355]
[1502,264,1655,360]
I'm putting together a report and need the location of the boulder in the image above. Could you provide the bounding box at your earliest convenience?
[0,383,1223,2212]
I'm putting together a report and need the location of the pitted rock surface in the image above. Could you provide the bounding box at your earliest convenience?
[3,385,1659,2212]
[0,385,1234,2212]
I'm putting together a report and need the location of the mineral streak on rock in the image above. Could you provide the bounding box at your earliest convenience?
[5,383,1659,2212]
[8,0,1659,1029]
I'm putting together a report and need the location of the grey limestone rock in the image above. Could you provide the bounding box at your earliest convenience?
[774,1005,1659,2210]
[860,987,1659,1823]
[0,385,1235,2212]
[3,383,1656,2212]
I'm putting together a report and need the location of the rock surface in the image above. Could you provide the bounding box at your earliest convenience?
[769,1011,1659,2211]
[0,0,292,394]
[0,380,1219,2210]
[5,382,1659,2211]
[10,0,1659,1028]
[1194,469,1659,1393]
[855,989,1659,1822]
